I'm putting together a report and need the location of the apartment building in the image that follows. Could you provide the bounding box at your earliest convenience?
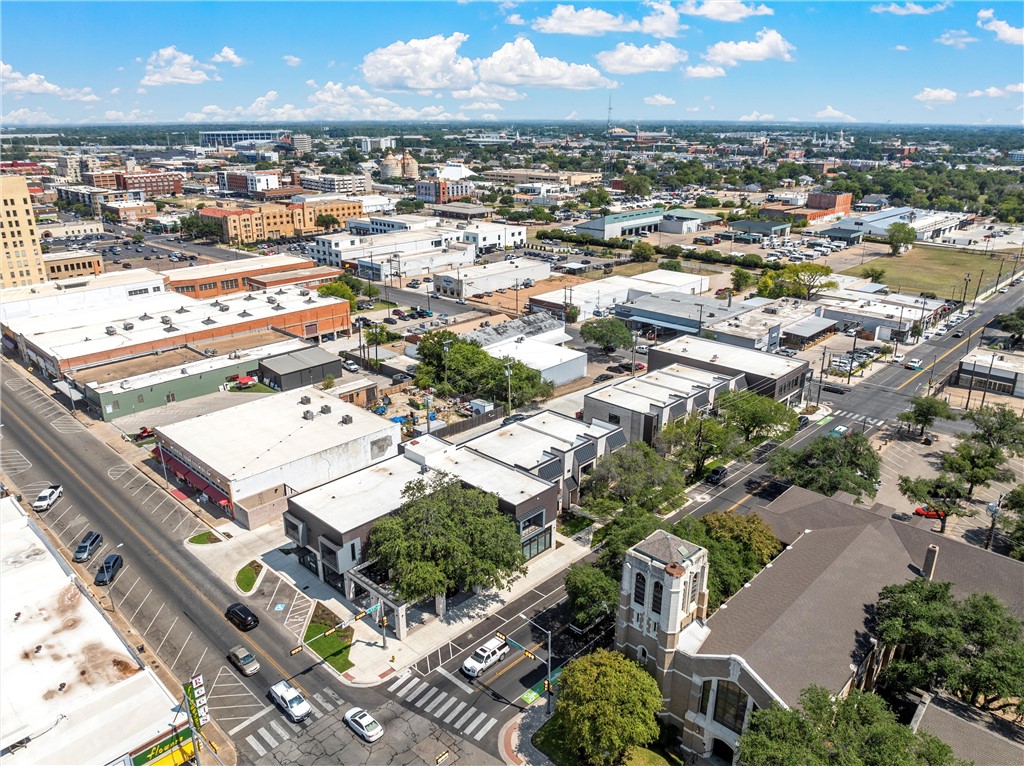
[197,198,363,243]
[82,170,118,189]
[299,174,370,195]
[216,170,280,196]
[1,175,47,289]
[290,196,363,236]
[414,179,474,204]
[116,171,184,197]
[56,185,145,216]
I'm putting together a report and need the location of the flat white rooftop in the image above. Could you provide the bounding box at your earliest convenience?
[157,386,398,482]
[433,258,549,281]
[165,253,309,282]
[465,410,615,470]
[655,336,807,378]
[485,337,586,369]
[0,268,165,306]
[0,496,183,764]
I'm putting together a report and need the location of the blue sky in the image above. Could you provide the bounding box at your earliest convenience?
[2,1,1022,126]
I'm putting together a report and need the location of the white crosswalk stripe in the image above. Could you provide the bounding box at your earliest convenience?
[454,706,477,728]
[307,701,324,719]
[424,691,448,713]
[313,692,335,712]
[444,701,467,723]
[388,673,412,692]
[463,711,488,736]
[246,735,267,757]
[323,687,344,704]
[831,410,884,426]
[406,683,429,703]
[474,717,498,740]
[415,687,438,707]
[396,677,420,698]
[258,728,280,749]
[269,720,291,743]
[433,696,458,718]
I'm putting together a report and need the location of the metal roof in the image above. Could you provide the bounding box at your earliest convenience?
[260,346,340,376]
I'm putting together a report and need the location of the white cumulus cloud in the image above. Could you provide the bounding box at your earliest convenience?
[814,105,857,121]
[1006,83,1024,93]
[181,91,283,122]
[968,86,1005,97]
[976,9,1024,45]
[679,0,773,22]
[644,93,676,106]
[935,29,978,48]
[2,107,57,124]
[1,61,99,101]
[565,110,579,120]
[141,46,218,86]
[705,28,795,66]
[211,46,246,66]
[452,81,527,102]
[362,33,477,91]
[282,55,302,67]
[685,64,726,78]
[686,106,700,112]
[531,4,640,35]
[893,44,910,51]
[506,13,526,25]
[914,86,957,104]
[462,101,503,110]
[477,38,616,89]
[871,1,950,15]
[739,110,775,121]
[640,1,688,38]
[103,109,152,122]
[596,42,686,74]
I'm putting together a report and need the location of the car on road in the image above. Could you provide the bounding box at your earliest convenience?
[94,554,124,586]
[914,505,945,519]
[635,345,649,354]
[594,373,616,383]
[462,637,509,678]
[706,466,728,485]
[797,415,810,430]
[228,645,261,676]
[342,360,360,373]
[502,413,528,426]
[225,603,260,631]
[344,707,384,742]
[891,353,906,364]
[270,680,312,723]
[32,484,63,511]
[821,382,850,394]
[998,287,1009,294]
[906,358,923,370]
[953,330,965,338]
[829,425,851,438]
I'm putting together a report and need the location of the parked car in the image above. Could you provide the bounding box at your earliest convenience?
[635,345,649,355]
[706,466,728,485]
[383,317,398,325]
[906,358,923,370]
[797,415,810,430]
[594,373,615,383]
[461,637,510,678]
[94,554,124,586]
[342,360,360,373]
[32,484,63,511]
[229,645,261,676]
[891,353,906,364]
[502,413,528,426]
[915,505,945,519]
[344,707,384,743]
[225,602,260,631]
[73,531,103,563]
[270,680,312,723]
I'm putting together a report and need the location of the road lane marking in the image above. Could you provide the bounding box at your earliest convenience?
[474,717,498,740]
[228,706,273,736]
[436,666,475,695]
[897,328,982,391]
[444,701,467,723]
[258,728,279,748]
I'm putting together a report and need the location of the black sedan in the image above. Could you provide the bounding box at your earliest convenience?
[595,373,616,383]
[225,603,260,631]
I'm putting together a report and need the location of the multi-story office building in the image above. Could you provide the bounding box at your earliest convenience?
[116,171,184,197]
[216,170,280,196]
[299,174,370,195]
[197,198,363,243]
[1,175,47,289]
[290,134,313,154]
[56,186,145,217]
[200,130,290,147]
[100,200,158,223]
[81,170,118,189]
[414,179,474,204]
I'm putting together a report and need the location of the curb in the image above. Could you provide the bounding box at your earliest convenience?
[233,559,268,596]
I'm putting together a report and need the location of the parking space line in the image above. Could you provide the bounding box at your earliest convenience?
[51,504,77,524]
[128,590,152,622]
[117,577,141,607]
[191,647,208,677]
[162,508,177,522]
[149,498,169,515]
[155,617,178,654]
[170,515,191,534]
[227,706,273,736]
[265,577,282,612]
[142,603,165,636]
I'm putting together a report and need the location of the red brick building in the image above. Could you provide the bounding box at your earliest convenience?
[82,170,118,189]
[166,254,315,298]
[116,171,183,197]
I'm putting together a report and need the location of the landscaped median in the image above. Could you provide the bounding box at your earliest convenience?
[187,530,222,545]
[303,603,355,675]
[234,559,263,593]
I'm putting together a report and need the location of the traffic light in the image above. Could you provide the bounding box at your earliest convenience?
[381,615,388,628]
[495,631,507,641]
[543,679,552,693]
[524,650,537,661]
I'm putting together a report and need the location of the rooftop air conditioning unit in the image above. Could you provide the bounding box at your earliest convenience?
[340,414,353,425]
[302,410,315,421]
[219,304,230,312]
[120,381,130,389]
[105,326,117,335]
[267,297,277,304]
[161,316,172,324]
[300,395,312,405]
[320,404,332,415]
[299,289,309,296]
[181,368,189,375]
[123,321,134,330]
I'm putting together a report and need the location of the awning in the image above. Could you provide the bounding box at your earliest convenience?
[153,448,209,491]
[237,376,255,386]
[204,482,231,508]
[2,337,15,350]
[784,316,836,338]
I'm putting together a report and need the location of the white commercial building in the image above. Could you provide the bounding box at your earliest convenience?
[299,174,371,195]
[457,221,526,253]
[829,207,971,241]
[433,258,550,299]
[0,269,167,324]
[0,495,191,766]
[310,227,475,278]
[36,220,103,238]
[155,386,400,528]
[529,270,708,321]
[345,214,439,236]
[484,336,588,387]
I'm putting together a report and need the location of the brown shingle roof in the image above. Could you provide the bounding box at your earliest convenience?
[915,693,1024,766]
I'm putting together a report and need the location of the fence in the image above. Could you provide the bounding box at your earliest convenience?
[430,405,506,439]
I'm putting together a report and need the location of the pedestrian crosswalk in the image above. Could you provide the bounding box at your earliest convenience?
[387,672,498,742]
[830,409,885,427]
[243,686,344,757]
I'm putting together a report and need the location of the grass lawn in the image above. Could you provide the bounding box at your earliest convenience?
[304,603,354,674]
[188,530,221,545]
[842,246,1005,297]
[235,560,262,592]
[533,712,676,766]
[584,261,657,279]
[355,300,397,313]
[230,382,275,394]
[557,513,592,537]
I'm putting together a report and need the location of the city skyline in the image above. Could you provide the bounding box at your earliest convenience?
[2,1,1023,127]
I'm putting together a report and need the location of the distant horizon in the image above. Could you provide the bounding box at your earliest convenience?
[3,2,1021,127]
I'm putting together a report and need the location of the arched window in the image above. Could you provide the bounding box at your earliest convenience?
[633,572,646,605]
[637,645,648,663]
[689,573,700,605]
[651,581,663,614]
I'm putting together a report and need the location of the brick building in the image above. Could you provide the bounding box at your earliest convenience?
[216,170,280,196]
[166,254,314,298]
[44,251,103,280]
[759,191,853,224]
[198,198,363,244]
[414,179,474,204]
[81,170,119,189]
[100,200,158,223]
[116,171,184,197]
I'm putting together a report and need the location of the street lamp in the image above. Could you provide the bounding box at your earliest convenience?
[517,613,554,716]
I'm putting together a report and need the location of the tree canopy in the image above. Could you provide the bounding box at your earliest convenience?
[897,396,954,436]
[556,649,663,766]
[631,240,657,262]
[564,563,618,628]
[997,306,1024,347]
[738,686,967,766]
[886,221,917,256]
[317,280,357,308]
[367,472,527,603]
[579,317,634,350]
[583,442,685,513]
[717,390,798,443]
[768,432,882,499]
[731,267,756,292]
[961,404,1024,455]
[897,473,968,533]
[657,412,743,479]
[757,262,838,301]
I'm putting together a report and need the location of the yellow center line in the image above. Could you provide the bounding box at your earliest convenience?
[896,327,983,391]
[487,640,546,684]
[4,402,314,701]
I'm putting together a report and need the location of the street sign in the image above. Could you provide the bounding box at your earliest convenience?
[183,673,209,731]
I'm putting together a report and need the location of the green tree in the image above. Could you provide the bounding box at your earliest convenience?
[897,473,969,534]
[897,395,955,436]
[961,404,1024,455]
[498,194,514,206]
[395,199,425,214]
[580,317,634,351]
[694,194,720,208]
[997,306,1024,347]
[620,174,652,197]
[131,233,144,243]
[316,280,357,309]
[1002,484,1024,560]
[738,686,967,766]
[861,265,887,282]
[321,374,335,390]
[594,506,670,573]
[941,442,1015,497]
[583,442,685,513]
[768,432,882,499]
[717,391,798,443]
[556,649,662,766]
[658,412,742,478]
[315,213,341,230]
[887,221,917,256]
[631,240,657,262]
[564,563,618,627]
[775,262,839,301]
[731,267,756,292]
[367,472,527,603]
[580,187,611,208]
[659,259,683,272]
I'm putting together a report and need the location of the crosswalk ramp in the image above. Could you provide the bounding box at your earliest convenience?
[830,410,885,427]
[243,687,344,757]
[386,672,498,742]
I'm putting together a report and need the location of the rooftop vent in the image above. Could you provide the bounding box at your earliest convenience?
[267,297,277,305]
[202,318,216,325]
[176,306,189,314]
[238,310,252,318]
[276,289,287,295]
[302,409,315,421]
[164,324,177,332]
[244,294,255,301]
[139,313,153,321]
[105,326,117,335]
[212,300,222,308]
[320,404,332,415]
[304,298,315,305]
[181,368,189,375]
[122,321,134,331]
[300,395,312,405]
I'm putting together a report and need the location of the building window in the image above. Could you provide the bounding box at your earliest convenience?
[221,279,239,290]
[176,285,196,294]
[651,581,663,614]
[699,680,712,715]
[165,392,176,403]
[607,413,621,425]
[128,288,149,296]
[633,572,646,605]
[713,680,749,734]
[199,282,217,291]
[137,394,144,404]
[689,575,700,606]
[112,400,120,411]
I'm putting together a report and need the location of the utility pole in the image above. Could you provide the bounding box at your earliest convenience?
[984,495,1003,550]
[504,359,513,415]
[847,333,858,385]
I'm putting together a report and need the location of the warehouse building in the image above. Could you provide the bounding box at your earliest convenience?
[659,209,721,234]
[310,227,475,278]
[613,293,748,343]
[575,208,664,239]
[484,336,588,387]
[259,346,344,391]
[155,386,400,528]
[0,269,167,324]
[828,207,972,242]
[432,258,550,300]
[529,271,708,321]
[166,253,313,298]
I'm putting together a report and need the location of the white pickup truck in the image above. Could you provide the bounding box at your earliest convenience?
[269,680,312,723]
[32,484,63,511]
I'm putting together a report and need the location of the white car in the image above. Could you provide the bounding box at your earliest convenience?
[635,345,649,354]
[891,353,906,364]
[344,707,384,742]
[32,485,63,511]
[269,680,312,723]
